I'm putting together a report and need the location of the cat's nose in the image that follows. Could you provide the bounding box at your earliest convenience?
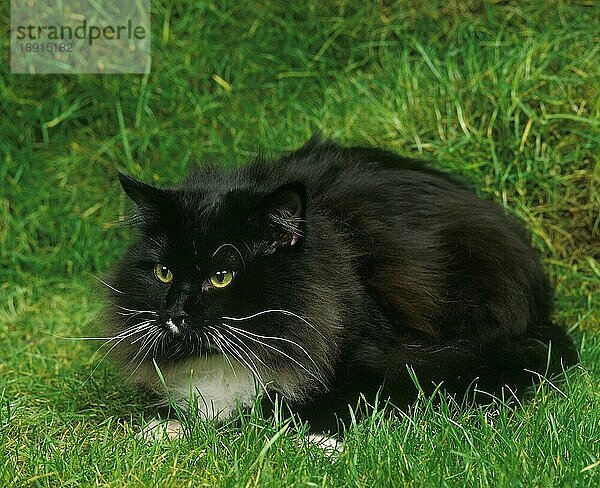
[164,309,188,331]
[165,314,187,334]
[172,314,187,325]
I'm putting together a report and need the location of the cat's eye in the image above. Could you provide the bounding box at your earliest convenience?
[209,270,235,288]
[154,264,173,284]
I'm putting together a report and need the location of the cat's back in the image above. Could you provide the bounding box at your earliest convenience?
[267,139,552,340]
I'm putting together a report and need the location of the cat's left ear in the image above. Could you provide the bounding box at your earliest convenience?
[261,182,306,249]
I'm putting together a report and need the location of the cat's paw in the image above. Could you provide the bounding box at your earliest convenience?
[307,433,343,456]
[138,418,184,441]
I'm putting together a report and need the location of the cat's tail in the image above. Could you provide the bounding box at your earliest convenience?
[533,322,580,373]
[477,324,579,396]
[402,324,579,403]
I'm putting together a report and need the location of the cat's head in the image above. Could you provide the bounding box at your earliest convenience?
[104,166,348,399]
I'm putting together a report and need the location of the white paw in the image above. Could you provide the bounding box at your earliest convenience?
[138,418,185,441]
[307,433,343,455]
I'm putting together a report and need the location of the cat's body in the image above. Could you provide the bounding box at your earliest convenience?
[106,136,577,434]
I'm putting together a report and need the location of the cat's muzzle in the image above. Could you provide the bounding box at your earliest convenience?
[165,317,185,335]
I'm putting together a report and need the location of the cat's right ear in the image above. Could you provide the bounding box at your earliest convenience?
[118,172,165,222]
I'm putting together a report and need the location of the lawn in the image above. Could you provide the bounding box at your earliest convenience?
[1,0,599,486]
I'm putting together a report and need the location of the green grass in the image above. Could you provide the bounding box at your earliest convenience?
[1,0,599,485]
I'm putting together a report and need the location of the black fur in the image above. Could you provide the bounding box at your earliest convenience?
[106,135,578,432]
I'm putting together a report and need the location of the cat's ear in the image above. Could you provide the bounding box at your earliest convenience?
[260,182,306,249]
[118,172,166,221]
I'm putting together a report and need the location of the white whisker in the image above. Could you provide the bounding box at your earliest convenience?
[206,329,237,377]
[82,323,154,386]
[122,327,159,370]
[223,323,319,369]
[212,243,246,271]
[209,326,270,396]
[113,304,158,315]
[222,309,325,339]
[127,329,162,377]
[95,321,154,355]
[47,333,116,341]
[220,328,268,369]
[92,275,125,295]
[222,323,326,387]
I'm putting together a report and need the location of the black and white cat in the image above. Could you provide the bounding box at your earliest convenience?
[105,135,577,438]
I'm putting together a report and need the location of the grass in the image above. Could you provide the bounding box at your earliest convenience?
[1,0,599,485]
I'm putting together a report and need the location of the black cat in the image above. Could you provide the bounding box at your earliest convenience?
[105,135,577,436]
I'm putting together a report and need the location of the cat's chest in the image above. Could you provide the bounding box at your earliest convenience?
[148,355,260,419]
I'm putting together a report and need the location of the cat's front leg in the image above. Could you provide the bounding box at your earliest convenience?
[139,417,344,457]
[306,433,343,454]
[138,418,185,441]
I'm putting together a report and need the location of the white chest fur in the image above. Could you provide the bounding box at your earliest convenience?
[142,355,260,419]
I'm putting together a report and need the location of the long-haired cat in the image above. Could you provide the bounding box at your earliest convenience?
[104,135,577,437]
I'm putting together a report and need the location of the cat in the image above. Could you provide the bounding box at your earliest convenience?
[104,134,578,438]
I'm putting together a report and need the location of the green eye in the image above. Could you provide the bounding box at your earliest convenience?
[154,264,173,284]
[209,270,235,289]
